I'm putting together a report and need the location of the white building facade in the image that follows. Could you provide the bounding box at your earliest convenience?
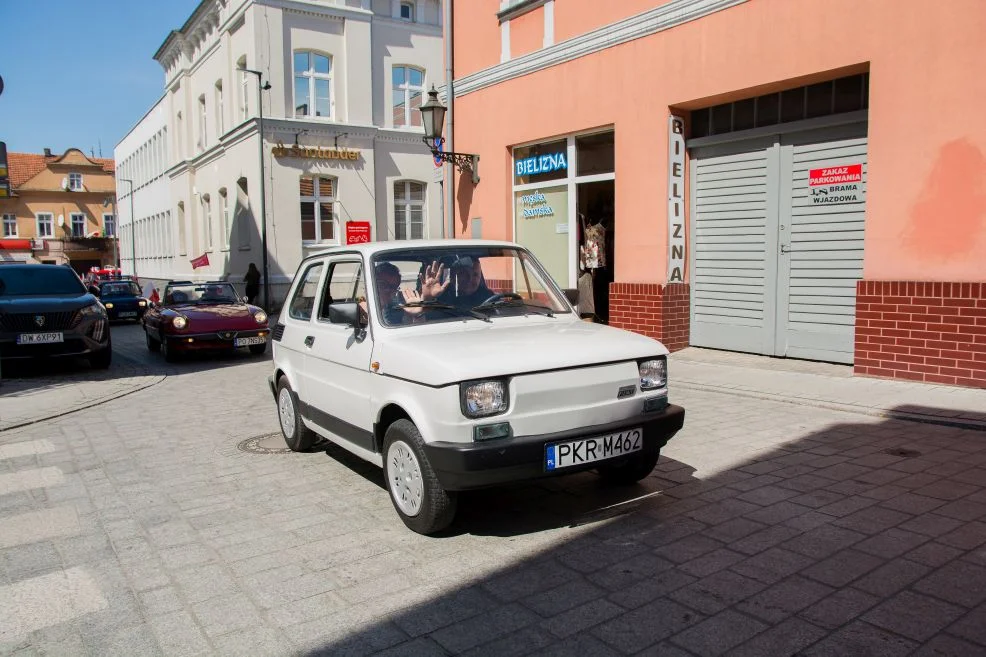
[116,0,444,304]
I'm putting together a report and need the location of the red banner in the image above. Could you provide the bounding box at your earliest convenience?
[809,164,862,187]
[0,239,31,250]
[346,221,372,245]
[190,253,210,269]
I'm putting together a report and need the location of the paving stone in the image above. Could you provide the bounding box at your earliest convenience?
[541,599,623,639]
[480,560,580,602]
[686,499,762,525]
[935,499,986,522]
[730,525,802,556]
[147,610,211,656]
[701,517,768,544]
[653,534,724,565]
[191,593,264,637]
[854,558,932,598]
[669,609,768,656]
[391,587,499,637]
[460,626,556,657]
[911,634,986,657]
[730,547,814,584]
[667,569,768,615]
[137,586,184,617]
[914,480,981,501]
[802,549,885,588]
[737,575,834,623]
[938,520,986,551]
[592,598,703,653]
[915,560,986,608]
[429,603,537,653]
[213,625,288,657]
[800,620,917,657]
[800,588,881,630]
[946,603,986,646]
[586,553,675,592]
[727,616,828,657]
[863,590,966,642]
[831,506,912,535]
[172,562,238,605]
[782,525,867,559]
[534,632,623,657]
[82,623,162,657]
[744,501,813,525]
[854,527,931,559]
[906,541,965,568]
[606,568,697,609]
[881,492,950,515]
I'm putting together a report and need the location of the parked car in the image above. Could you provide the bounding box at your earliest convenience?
[0,263,112,369]
[96,279,149,322]
[269,240,685,534]
[142,280,270,362]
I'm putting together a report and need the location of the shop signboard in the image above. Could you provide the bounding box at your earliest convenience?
[514,151,567,178]
[809,163,863,205]
[667,115,686,283]
[346,221,372,245]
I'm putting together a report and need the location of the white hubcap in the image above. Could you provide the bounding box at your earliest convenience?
[388,440,423,517]
[278,388,295,439]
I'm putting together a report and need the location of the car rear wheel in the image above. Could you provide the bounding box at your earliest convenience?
[596,450,660,485]
[383,420,456,535]
[249,343,268,356]
[276,378,316,451]
[145,332,161,352]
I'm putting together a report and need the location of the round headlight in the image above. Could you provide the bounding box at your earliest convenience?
[172,315,188,330]
[104,302,114,309]
[138,300,147,307]
[254,311,268,324]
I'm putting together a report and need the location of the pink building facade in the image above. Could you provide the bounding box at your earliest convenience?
[444,0,986,389]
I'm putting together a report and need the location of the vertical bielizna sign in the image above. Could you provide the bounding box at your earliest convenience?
[667,116,686,283]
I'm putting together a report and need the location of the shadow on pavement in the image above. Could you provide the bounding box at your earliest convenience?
[301,405,986,656]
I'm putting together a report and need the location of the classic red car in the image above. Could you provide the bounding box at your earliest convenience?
[142,280,270,362]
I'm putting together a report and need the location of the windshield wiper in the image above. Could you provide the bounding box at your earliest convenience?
[472,299,555,317]
[398,300,491,323]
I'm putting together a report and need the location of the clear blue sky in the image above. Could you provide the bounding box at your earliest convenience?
[0,0,201,157]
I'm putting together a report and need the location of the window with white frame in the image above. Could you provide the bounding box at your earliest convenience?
[293,52,332,119]
[392,66,424,128]
[219,188,230,249]
[177,201,187,255]
[237,56,249,121]
[393,181,426,240]
[201,194,213,250]
[2,214,16,237]
[215,80,224,136]
[299,176,336,243]
[68,172,83,190]
[198,95,207,151]
[399,1,415,21]
[70,213,86,238]
[103,214,116,237]
[36,213,54,238]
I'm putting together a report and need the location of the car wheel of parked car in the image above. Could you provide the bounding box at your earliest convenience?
[161,338,178,363]
[249,343,268,356]
[89,345,112,370]
[596,450,660,485]
[383,420,457,535]
[276,378,316,451]
[145,332,161,352]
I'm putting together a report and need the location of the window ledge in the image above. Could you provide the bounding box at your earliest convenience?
[497,0,549,22]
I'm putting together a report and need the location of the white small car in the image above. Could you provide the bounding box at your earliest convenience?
[269,240,684,534]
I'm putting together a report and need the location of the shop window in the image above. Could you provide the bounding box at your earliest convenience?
[294,51,332,119]
[513,139,568,186]
[575,131,615,177]
[392,66,425,128]
[300,176,336,243]
[393,180,426,240]
[2,214,16,237]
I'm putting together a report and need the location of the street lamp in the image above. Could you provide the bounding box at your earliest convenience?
[419,86,480,184]
[241,68,272,313]
[119,178,137,281]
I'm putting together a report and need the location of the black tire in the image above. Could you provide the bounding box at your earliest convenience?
[249,343,268,356]
[89,346,112,370]
[145,331,161,353]
[383,419,456,535]
[161,338,178,363]
[276,378,316,452]
[597,450,661,485]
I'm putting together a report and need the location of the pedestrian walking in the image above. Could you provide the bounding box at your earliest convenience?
[244,263,261,305]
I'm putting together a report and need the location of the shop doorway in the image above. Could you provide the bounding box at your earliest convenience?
[576,180,614,323]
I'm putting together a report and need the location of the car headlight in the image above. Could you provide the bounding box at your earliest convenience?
[79,302,107,318]
[254,311,268,324]
[172,315,188,330]
[104,302,114,309]
[460,380,509,418]
[639,358,668,390]
[138,300,147,307]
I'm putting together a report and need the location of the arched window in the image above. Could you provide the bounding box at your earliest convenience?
[294,51,332,118]
[300,176,337,243]
[392,66,424,128]
[393,180,425,240]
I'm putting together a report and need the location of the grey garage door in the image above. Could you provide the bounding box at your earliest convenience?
[689,123,867,364]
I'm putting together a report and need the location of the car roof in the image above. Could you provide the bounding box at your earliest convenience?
[298,239,525,266]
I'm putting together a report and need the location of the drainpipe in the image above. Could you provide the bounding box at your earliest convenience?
[444,0,454,239]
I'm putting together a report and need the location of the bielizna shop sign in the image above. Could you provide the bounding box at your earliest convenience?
[515,152,568,177]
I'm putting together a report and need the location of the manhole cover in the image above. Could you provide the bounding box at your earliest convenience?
[237,433,293,454]
[884,447,922,458]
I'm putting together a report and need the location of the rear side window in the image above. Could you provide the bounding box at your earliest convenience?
[318,261,365,321]
[288,262,324,321]
[0,267,86,296]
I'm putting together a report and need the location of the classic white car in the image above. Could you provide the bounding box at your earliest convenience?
[269,240,685,534]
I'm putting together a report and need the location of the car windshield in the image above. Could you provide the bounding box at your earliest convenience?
[164,283,239,305]
[99,282,141,297]
[0,267,87,296]
[369,245,571,328]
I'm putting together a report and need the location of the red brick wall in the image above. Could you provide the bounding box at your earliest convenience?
[855,281,986,389]
[609,282,690,352]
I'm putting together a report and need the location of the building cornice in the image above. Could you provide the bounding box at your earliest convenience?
[256,0,372,22]
[453,0,748,98]
[496,0,549,23]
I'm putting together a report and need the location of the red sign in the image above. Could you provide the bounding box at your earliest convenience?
[0,239,31,251]
[346,221,372,245]
[190,253,210,269]
[809,164,862,187]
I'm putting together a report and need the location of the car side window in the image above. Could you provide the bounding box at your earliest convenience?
[288,262,324,321]
[318,261,365,321]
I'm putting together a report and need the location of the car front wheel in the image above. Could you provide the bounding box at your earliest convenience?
[276,378,316,451]
[596,450,660,485]
[160,338,178,363]
[249,343,268,356]
[145,332,161,352]
[89,346,112,370]
[383,419,456,535]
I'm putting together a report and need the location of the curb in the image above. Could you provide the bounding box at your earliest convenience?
[676,380,986,433]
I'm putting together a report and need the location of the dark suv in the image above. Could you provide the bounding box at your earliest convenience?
[0,264,112,369]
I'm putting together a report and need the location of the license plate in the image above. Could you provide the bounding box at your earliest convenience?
[118,312,138,317]
[234,336,266,347]
[545,427,642,471]
[17,332,64,345]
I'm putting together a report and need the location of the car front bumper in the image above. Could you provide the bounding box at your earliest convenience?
[0,321,110,360]
[165,329,269,351]
[423,404,685,491]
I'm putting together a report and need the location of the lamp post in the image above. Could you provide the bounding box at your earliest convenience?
[419,86,479,185]
[241,68,272,313]
[119,178,137,281]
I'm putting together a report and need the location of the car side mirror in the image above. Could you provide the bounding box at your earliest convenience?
[242,296,249,303]
[563,288,579,305]
[328,301,359,327]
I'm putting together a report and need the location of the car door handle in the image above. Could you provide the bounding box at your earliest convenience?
[304,335,315,348]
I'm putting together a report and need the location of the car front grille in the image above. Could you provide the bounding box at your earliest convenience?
[0,311,81,332]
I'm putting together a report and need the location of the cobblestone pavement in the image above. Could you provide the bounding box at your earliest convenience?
[1,324,985,656]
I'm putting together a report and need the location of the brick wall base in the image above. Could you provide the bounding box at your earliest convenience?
[855,281,986,389]
[609,283,690,352]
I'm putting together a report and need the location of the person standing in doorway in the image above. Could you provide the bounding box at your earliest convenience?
[244,263,261,305]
